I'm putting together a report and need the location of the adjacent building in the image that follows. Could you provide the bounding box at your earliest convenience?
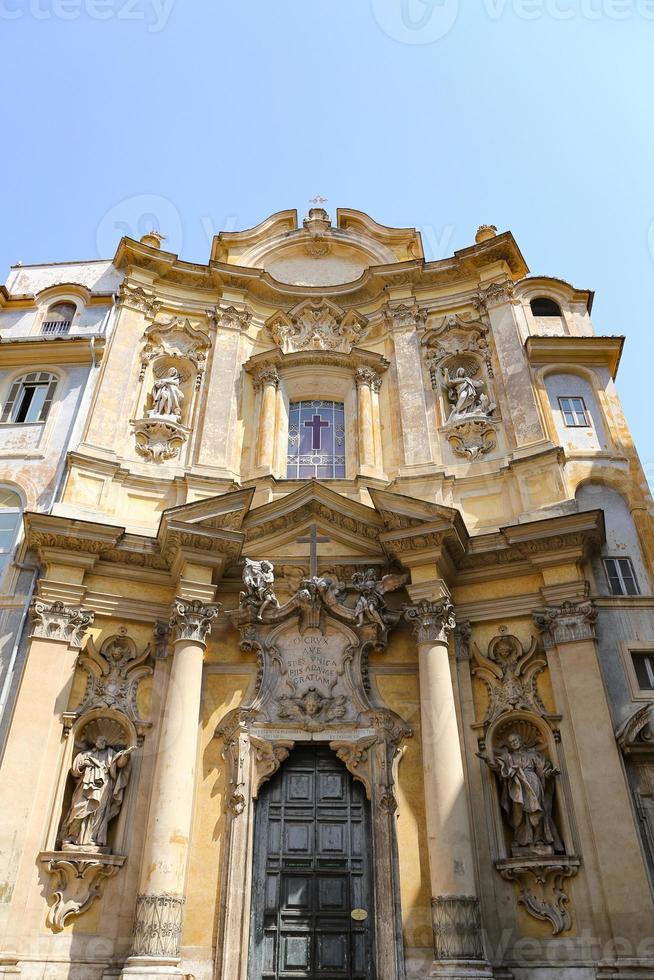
[0,209,652,980]
[0,258,120,741]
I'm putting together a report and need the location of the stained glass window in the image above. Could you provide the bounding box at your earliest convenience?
[287,400,346,479]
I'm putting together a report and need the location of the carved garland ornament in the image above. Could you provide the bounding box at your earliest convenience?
[67,627,153,739]
[265,298,369,354]
[471,632,549,728]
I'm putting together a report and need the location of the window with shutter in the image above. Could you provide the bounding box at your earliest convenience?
[1,372,58,424]
[0,488,22,554]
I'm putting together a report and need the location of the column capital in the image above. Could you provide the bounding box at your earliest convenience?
[355,366,382,391]
[405,598,456,645]
[533,599,597,649]
[253,366,279,391]
[169,597,221,646]
[383,300,427,331]
[475,278,517,311]
[28,598,95,649]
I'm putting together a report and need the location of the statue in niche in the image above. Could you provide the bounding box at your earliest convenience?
[149,366,184,420]
[480,732,563,856]
[61,736,135,851]
[240,558,280,621]
[443,365,494,423]
[351,569,407,629]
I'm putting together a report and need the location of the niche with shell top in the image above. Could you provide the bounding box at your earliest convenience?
[483,710,573,861]
[55,709,137,857]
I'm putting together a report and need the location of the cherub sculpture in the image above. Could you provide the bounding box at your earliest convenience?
[277,679,347,724]
[240,558,280,621]
[351,569,407,629]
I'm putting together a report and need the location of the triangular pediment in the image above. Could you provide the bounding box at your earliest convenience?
[242,482,385,569]
[160,487,254,532]
[370,488,466,533]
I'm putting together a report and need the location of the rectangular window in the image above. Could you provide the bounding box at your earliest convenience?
[632,652,654,691]
[604,557,640,596]
[1,373,57,424]
[558,396,590,427]
[287,400,346,480]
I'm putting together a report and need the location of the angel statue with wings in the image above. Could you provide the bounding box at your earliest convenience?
[351,569,407,628]
[240,558,280,621]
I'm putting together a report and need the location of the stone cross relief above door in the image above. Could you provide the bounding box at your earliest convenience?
[214,557,411,980]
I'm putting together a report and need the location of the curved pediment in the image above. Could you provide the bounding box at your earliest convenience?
[211,207,424,287]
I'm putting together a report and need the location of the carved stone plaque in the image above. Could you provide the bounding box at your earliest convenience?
[264,621,362,730]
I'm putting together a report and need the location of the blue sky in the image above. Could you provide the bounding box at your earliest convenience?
[1,0,652,476]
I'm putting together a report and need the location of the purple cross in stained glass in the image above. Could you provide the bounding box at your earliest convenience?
[304,413,330,450]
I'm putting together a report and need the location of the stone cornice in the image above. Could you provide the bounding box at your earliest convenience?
[525,335,624,380]
[243,482,384,556]
[243,346,390,378]
[0,334,106,366]
[111,222,528,312]
[25,490,252,581]
[369,488,468,566]
[455,510,605,580]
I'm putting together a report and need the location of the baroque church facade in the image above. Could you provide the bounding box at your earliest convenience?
[0,208,653,980]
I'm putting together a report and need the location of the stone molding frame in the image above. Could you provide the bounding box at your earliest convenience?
[38,623,152,934]
[244,347,390,480]
[420,312,500,461]
[472,626,581,936]
[213,579,411,980]
[129,315,213,463]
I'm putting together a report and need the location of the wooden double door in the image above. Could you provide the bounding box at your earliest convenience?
[248,745,375,980]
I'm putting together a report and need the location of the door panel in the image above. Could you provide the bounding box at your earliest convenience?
[248,746,374,980]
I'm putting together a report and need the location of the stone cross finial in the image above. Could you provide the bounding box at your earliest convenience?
[296,523,331,579]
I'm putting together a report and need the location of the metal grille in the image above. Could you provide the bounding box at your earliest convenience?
[41,319,72,335]
[287,400,346,479]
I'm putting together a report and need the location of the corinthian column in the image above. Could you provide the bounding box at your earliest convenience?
[355,367,380,471]
[255,367,279,472]
[405,599,489,977]
[122,599,219,979]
